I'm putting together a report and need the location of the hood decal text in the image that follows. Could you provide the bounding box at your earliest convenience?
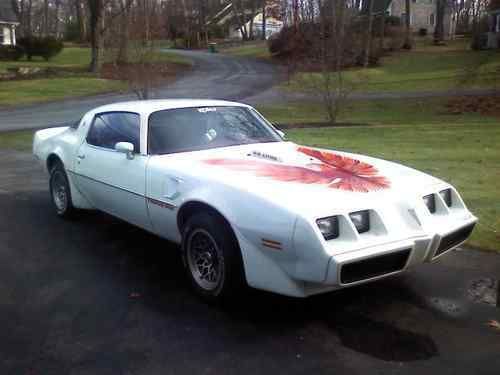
[203,146,390,192]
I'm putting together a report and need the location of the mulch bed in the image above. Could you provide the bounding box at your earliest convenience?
[445,95,500,117]
[100,62,188,86]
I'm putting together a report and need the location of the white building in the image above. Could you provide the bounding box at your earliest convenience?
[0,0,18,46]
[210,2,283,40]
[388,0,455,39]
[228,12,284,40]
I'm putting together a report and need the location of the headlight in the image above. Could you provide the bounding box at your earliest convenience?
[423,194,436,213]
[349,210,370,233]
[439,189,452,207]
[316,216,339,240]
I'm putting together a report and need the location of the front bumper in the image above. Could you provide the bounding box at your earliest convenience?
[238,213,477,298]
[318,219,477,291]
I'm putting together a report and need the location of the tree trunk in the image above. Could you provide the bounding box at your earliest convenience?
[233,1,249,40]
[248,1,257,40]
[75,0,87,42]
[117,0,129,64]
[379,11,386,51]
[261,0,266,40]
[180,0,190,47]
[434,0,445,44]
[26,0,32,36]
[54,0,61,38]
[88,0,103,73]
[403,0,412,48]
[363,0,374,68]
[43,0,49,36]
[143,0,150,44]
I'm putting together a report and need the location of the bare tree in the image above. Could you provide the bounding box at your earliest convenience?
[261,0,266,40]
[434,0,446,44]
[297,0,353,125]
[87,0,104,72]
[403,0,412,49]
[363,0,375,67]
[74,0,88,42]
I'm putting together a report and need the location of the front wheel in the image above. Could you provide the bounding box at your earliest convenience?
[49,162,76,219]
[182,212,246,302]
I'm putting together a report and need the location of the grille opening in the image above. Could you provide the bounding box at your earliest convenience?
[435,223,475,257]
[340,249,411,284]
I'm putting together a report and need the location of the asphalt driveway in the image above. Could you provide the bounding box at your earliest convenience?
[0,50,284,132]
[0,149,499,375]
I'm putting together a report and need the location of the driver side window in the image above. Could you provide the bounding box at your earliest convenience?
[87,112,140,152]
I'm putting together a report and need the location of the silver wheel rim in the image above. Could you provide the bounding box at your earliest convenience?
[51,171,68,213]
[186,229,224,291]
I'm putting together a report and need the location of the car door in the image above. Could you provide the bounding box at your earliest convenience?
[74,111,152,231]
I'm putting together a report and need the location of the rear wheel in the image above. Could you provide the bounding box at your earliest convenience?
[49,161,76,219]
[182,212,245,302]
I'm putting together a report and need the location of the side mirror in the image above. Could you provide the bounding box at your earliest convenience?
[115,142,134,160]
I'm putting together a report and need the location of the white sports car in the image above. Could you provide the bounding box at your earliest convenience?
[33,99,477,300]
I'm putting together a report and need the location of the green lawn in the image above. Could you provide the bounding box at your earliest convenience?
[0,47,191,107]
[0,47,91,73]
[259,97,499,126]
[258,98,500,252]
[154,51,193,66]
[283,39,500,93]
[0,130,34,150]
[220,41,271,60]
[0,77,127,106]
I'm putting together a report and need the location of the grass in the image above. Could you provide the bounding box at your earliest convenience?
[283,39,500,93]
[258,98,500,252]
[154,51,193,66]
[259,97,500,126]
[0,46,191,107]
[220,41,272,60]
[0,130,34,151]
[0,47,91,73]
[0,78,127,106]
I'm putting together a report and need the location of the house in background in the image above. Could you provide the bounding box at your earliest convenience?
[209,2,283,40]
[487,8,500,48]
[225,12,283,40]
[0,0,18,46]
[388,0,455,39]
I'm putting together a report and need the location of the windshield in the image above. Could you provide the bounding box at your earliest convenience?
[148,106,282,155]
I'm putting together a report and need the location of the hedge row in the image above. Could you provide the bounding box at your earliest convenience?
[0,37,63,61]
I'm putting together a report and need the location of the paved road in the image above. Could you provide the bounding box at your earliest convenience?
[0,149,499,374]
[0,50,284,132]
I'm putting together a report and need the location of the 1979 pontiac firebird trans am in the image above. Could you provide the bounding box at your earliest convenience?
[33,99,477,300]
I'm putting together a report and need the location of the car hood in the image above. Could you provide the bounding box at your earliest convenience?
[153,142,444,216]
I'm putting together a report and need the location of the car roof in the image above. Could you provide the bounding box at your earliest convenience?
[91,99,250,116]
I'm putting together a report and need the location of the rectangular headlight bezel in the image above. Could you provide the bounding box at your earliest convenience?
[316,216,340,240]
[349,210,370,234]
[423,194,436,213]
[439,189,452,207]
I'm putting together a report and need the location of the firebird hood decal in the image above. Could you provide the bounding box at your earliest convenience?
[203,146,390,192]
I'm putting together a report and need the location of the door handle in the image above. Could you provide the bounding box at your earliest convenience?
[77,154,85,160]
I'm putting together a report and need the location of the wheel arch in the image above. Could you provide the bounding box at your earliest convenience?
[46,153,63,173]
[177,200,244,272]
[177,200,235,237]
[46,152,94,210]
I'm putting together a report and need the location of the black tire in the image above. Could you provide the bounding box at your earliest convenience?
[181,211,246,302]
[49,161,76,219]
